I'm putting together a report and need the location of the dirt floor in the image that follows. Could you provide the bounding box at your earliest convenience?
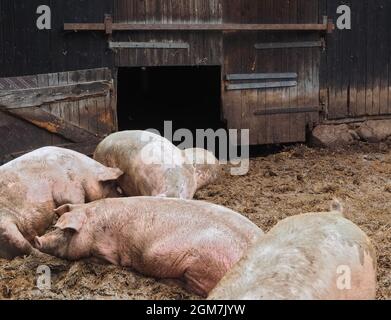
[0,143,390,300]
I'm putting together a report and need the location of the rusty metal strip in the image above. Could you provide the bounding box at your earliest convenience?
[255,41,323,49]
[226,81,297,91]
[226,73,297,81]
[254,106,320,116]
[109,41,190,49]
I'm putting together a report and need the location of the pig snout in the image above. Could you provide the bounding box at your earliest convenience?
[34,230,71,258]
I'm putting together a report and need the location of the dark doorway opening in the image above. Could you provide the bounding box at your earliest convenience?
[117,66,225,140]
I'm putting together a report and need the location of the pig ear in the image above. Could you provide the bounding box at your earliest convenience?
[55,211,87,233]
[98,167,123,182]
[54,204,74,217]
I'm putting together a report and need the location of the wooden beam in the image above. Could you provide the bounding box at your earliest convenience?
[64,23,330,32]
[0,81,112,109]
[2,107,102,143]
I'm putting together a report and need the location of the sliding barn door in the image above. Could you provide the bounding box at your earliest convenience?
[113,0,223,67]
[0,68,116,164]
[223,0,323,145]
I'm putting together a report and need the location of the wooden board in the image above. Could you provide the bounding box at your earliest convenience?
[0,68,115,163]
[324,0,391,120]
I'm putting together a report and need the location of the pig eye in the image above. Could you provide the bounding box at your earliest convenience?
[116,186,124,195]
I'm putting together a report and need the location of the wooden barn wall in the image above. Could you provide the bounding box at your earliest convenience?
[0,68,116,162]
[113,0,223,66]
[1,0,391,140]
[0,0,113,78]
[324,0,391,120]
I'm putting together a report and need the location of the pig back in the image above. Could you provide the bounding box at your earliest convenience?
[90,197,262,246]
[94,131,197,198]
[209,213,377,300]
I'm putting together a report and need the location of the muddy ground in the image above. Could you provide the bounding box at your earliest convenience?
[0,143,390,300]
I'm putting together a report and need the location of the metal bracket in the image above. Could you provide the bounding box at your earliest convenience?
[104,14,113,35]
[323,16,335,34]
[226,73,297,81]
[108,41,190,50]
[226,81,297,91]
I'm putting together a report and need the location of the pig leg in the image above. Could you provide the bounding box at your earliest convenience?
[183,253,231,298]
[141,242,213,297]
[0,222,34,259]
[183,264,217,297]
[141,244,190,279]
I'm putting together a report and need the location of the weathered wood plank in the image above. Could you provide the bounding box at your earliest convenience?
[222,0,243,132]
[0,81,112,109]
[2,107,101,142]
[0,110,67,157]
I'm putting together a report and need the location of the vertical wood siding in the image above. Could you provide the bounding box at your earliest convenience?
[223,0,322,144]
[0,0,114,77]
[324,0,391,120]
[113,0,223,66]
[1,1,390,145]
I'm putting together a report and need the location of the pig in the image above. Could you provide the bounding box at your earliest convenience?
[0,147,123,259]
[209,201,377,300]
[94,131,198,199]
[34,197,263,297]
[183,148,222,190]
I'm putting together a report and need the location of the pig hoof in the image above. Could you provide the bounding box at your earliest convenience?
[30,248,51,259]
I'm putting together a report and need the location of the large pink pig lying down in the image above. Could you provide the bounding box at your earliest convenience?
[209,201,377,300]
[94,131,221,199]
[0,147,123,259]
[35,197,263,297]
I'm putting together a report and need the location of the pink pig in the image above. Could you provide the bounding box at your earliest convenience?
[94,131,222,200]
[35,197,263,297]
[94,131,197,199]
[209,201,377,300]
[0,147,123,259]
